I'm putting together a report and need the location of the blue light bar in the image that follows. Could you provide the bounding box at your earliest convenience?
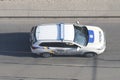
[57,23,64,41]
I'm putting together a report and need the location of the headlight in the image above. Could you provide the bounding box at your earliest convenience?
[97,44,105,50]
[97,47,104,50]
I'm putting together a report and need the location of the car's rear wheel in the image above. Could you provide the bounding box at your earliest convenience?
[84,52,97,57]
[42,52,51,58]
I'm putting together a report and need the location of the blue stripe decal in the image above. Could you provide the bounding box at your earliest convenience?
[88,30,94,43]
[57,23,64,40]
[60,23,64,40]
[57,24,60,40]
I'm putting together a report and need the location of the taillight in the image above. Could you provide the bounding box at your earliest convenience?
[31,46,39,49]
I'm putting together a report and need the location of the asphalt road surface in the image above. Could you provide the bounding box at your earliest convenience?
[0,18,120,80]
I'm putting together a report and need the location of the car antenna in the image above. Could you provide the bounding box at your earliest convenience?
[76,21,80,24]
[73,21,80,26]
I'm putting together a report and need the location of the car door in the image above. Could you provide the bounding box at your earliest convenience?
[40,42,82,55]
[51,42,79,55]
[63,42,81,55]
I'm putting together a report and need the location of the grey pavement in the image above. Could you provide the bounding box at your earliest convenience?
[0,0,120,17]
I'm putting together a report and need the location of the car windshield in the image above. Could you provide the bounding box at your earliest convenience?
[74,25,88,46]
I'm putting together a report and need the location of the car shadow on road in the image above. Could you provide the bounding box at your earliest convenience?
[0,32,39,57]
[0,32,95,58]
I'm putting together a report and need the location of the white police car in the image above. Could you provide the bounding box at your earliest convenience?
[30,22,106,57]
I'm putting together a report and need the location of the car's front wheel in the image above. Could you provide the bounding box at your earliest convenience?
[42,52,51,58]
[84,52,97,57]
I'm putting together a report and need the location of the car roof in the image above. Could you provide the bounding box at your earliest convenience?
[35,23,75,41]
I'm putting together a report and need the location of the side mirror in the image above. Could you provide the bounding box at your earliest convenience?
[77,47,81,51]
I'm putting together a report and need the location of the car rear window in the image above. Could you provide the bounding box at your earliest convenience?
[40,42,78,48]
[30,26,37,43]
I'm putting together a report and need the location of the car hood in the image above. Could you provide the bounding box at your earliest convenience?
[86,26,105,49]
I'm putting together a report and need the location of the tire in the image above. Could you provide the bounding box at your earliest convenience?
[42,52,51,58]
[84,52,97,58]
